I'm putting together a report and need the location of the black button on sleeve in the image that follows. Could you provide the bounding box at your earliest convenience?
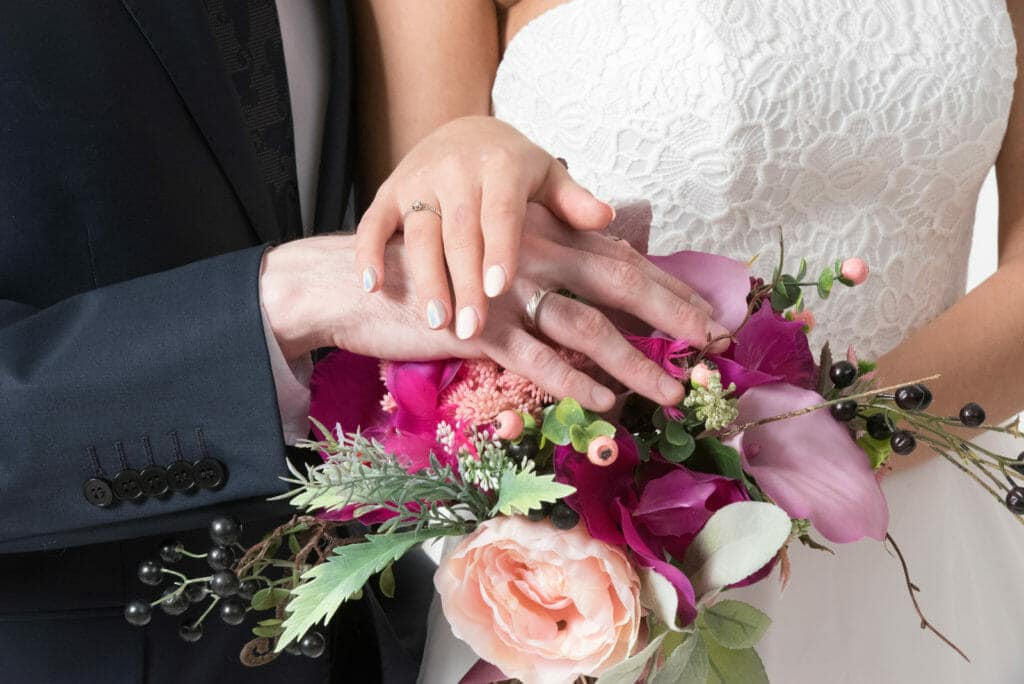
[166,461,196,492]
[140,465,171,497]
[111,469,146,502]
[83,478,114,508]
[193,457,227,490]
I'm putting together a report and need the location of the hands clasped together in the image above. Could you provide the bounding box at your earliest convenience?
[261,117,729,412]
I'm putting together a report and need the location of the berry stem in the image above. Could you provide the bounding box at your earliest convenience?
[160,568,190,583]
[190,596,221,629]
[178,550,207,560]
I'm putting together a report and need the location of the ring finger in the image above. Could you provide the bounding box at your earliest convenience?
[401,196,450,330]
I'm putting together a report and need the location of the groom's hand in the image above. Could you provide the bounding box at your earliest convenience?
[260,205,727,411]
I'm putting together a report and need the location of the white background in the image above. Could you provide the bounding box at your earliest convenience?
[969,169,999,289]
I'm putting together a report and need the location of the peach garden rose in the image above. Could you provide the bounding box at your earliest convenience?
[434,515,642,684]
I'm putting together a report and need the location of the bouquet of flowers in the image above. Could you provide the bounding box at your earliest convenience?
[124,245,1023,683]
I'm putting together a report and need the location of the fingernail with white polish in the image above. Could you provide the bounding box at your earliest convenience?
[362,267,377,293]
[456,306,479,340]
[426,300,447,330]
[484,265,507,298]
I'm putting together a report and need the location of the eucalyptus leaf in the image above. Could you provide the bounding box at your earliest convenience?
[569,423,590,453]
[817,268,834,299]
[555,397,586,426]
[252,624,285,638]
[698,600,771,649]
[251,587,291,611]
[652,632,709,684]
[257,618,283,627]
[704,638,769,684]
[541,416,572,446]
[586,420,617,441]
[595,633,665,684]
[680,502,791,599]
[664,420,691,446]
[796,257,807,281]
[379,562,396,599]
[658,434,695,463]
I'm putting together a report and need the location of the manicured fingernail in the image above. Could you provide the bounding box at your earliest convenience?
[591,385,616,409]
[609,204,617,222]
[484,265,507,298]
[362,267,377,293]
[691,293,713,315]
[659,374,683,403]
[426,300,447,330]
[456,306,479,340]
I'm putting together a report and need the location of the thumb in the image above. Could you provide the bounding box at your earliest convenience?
[533,157,614,231]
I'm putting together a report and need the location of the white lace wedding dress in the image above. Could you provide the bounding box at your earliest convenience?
[420,1,1024,681]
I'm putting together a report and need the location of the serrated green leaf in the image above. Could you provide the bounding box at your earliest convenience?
[491,469,576,516]
[653,632,709,684]
[379,562,396,599]
[251,587,291,611]
[704,638,769,684]
[595,633,665,684]
[664,420,690,446]
[698,600,771,649]
[554,397,586,426]
[817,268,834,299]
[278,530,443,651]
[252,624,285,638]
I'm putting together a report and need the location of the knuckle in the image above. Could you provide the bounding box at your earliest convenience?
[671,300,707,334]
[572,306,609,339]
[481,200,521,229]
[482,146,517,169]
[609,261,646,292]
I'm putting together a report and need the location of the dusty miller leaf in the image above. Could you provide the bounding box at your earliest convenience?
[595,633,665,684]
[491,468,576,516]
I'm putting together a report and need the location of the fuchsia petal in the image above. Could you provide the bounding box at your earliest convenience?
[711,355,782,396]
[309,350,386,436]
[727,384,889,543]
[386,360,463,433]
[647,251,751,331]
[730,306,817,390]
[626,334,693,378]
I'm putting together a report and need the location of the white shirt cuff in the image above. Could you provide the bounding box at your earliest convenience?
[260,310,313,445]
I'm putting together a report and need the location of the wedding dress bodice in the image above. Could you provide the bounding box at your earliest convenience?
[493,0,1016,357]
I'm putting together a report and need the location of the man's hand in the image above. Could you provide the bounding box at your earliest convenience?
[260,205,728,412]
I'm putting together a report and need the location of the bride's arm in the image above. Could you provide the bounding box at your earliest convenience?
[350,0,499,202]
[879,0,1024,470]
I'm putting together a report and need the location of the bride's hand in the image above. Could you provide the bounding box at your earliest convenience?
[354,115,614,339]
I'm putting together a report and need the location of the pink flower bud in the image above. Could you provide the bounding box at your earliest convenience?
[689,362,714,388]
[791,309,815,332]
[840,257,869,286]
[493,410,524,440]
[587,435,619,466]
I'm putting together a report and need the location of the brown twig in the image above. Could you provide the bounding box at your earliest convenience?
[885,533,969,662]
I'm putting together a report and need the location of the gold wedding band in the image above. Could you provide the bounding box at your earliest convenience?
[524,288,554,330]
[402,200,442,222]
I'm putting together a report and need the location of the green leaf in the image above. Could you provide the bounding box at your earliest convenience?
[704,638,769,684]
[690,438,744,481]
[378,562,396,599]
[857,359,877,375]
[258,618,282,627]
[652,408,668,429]
[857,433,892,469]
[659,433,695,463]
[680,502,792,599]
[595,633,665,684]
[569,423,590,453]
[795,257,807,281]
[586,420,617,441]
[653,632,709,684]
[288,534,301,555]
[251,587,291,611]
[541,414,572,446]
[554,397,586,426]
[817,268,834,299]
[491,468,576,516]
[664,420,690,446]
[252,624,285,638]
[278,530,443,651]
[698,600,771,649]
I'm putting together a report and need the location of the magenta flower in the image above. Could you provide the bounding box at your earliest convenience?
[308,350,386,438]
[712,305,817,395]
[625,334,692,378]
[726,383,889,543]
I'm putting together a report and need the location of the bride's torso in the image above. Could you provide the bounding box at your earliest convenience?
[493,0,1016,357]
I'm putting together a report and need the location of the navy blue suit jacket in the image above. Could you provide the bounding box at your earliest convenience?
[0,2,429,681]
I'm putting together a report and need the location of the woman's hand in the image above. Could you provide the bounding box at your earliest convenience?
[265,205,726,412]
[355,116,614,339]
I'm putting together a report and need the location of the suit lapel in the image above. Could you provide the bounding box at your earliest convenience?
[120,0,281,244]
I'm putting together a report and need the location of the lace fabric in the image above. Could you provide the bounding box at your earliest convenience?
[493,0,1016,359]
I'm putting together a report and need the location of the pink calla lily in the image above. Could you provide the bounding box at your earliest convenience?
[647,251,751,331]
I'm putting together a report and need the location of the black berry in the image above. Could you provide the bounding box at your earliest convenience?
[209,515,242,547]
[958,402,986,427]
[894,385,928,411]
[137,559,163,587]
[830,400,858,422]
[890,431,917,455]
[828,361,857,389]
[549,502,580,530]
[209,570,240,597]
[237,579,260,601]
[300,631,327,658]
[866,413,893,440]
[918,386,934,410]
[158,539,183,564]
[1006,487,1024,514]
[207,545,234,571]
[527,501,552,522]
[178,621,203,643]
[285,640,303,656]
[185,582,209,603]
[124,599,152,627]
[219,598,247,626]
[159,587,190,616]
[508,436,539,461]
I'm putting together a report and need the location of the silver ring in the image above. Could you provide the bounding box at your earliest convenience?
[402,200,442,222]
[524,288,554,330]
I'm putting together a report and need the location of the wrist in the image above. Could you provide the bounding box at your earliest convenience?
[259,236,359,361]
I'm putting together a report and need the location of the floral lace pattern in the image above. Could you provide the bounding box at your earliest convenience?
[493,0,1016,358]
